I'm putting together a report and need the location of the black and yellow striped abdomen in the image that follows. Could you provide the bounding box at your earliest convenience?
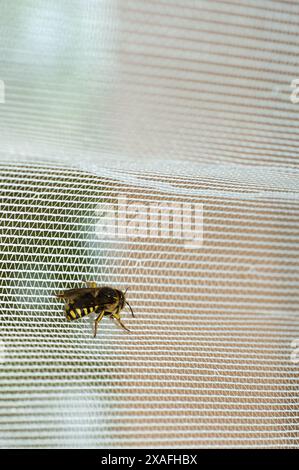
[66,303,99,321]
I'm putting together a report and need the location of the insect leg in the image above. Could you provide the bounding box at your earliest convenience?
[112,312,130,332]
[93,310,105,337]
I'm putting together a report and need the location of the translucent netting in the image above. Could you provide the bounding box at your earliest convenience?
[0,0,299,449]
[0,160,298,448]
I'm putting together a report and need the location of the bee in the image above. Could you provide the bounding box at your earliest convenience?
[56,282,134,337]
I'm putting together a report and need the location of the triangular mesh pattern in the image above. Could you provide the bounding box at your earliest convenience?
[0,0,298,448]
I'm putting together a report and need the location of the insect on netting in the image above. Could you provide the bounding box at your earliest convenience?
[0,0,298,448]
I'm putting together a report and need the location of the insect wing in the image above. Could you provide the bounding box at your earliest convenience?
[56,287,100,302]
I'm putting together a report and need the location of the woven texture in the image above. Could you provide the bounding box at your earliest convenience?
[0,0,298,448]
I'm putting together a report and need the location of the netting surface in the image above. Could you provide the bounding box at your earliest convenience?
[0,0,298,448]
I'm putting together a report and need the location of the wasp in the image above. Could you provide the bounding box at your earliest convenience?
[56,282,134,337]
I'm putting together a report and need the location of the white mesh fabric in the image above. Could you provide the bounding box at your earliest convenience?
[0,0,299,448]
